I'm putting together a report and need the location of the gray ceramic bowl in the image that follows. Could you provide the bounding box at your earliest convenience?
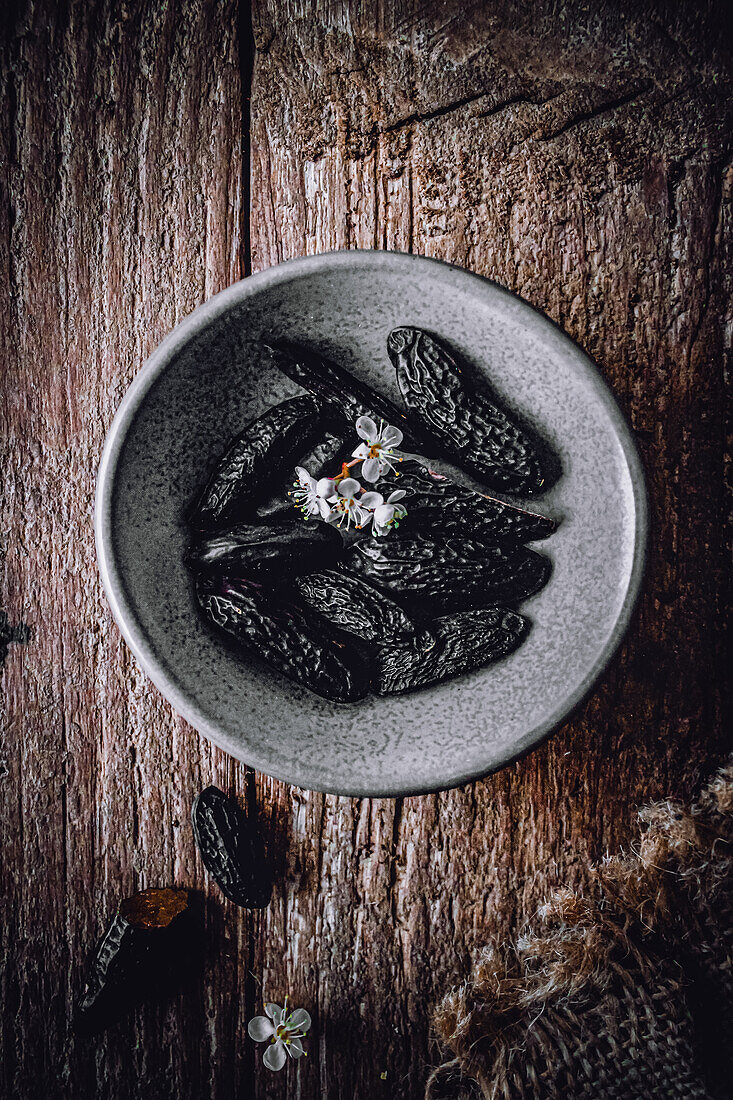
[95,251,647,797]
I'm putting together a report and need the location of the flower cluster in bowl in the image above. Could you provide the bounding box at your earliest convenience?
[290,415,408,535]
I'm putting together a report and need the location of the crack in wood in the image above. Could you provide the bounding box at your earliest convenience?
[380,88,496,134]
[686,147,733,364]
[238,0,255,277]
[536,81,654,144]
[471,92,551,121]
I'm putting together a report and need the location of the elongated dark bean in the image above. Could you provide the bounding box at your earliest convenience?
[196,576,368,703]
[267,339,436,453]
[187,519,344,578]
[382,460,556,543]
[256,428,353,520]
[74,888,194,1035]
[387,327,557,495]
[348,533,551,614]
[296,569,419,643]
[191,786,271,908]
[191,396,336,529]
[374,607,528,694]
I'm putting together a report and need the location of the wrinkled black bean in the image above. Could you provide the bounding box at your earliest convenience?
[191,786,271,908]
[74,888,196,1035]
[267,339,436,454]
[347,532,551,614]
[187,519,344,578]
[196,576,368,703]
[383,461,556,543]
[373,607,529,694]
[256,429,353,521]
[191,396,337,529]
[387,327,557,495]
[296,569,419,643]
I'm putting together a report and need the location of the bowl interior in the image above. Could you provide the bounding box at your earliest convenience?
[98,252,645,796]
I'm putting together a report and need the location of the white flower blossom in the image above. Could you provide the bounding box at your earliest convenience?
[351,416,404,483]
[248,998,311,1072]
[290,466,332,520]
[371,489,408,537]
[359,490,384,521]
[325,477,373,530]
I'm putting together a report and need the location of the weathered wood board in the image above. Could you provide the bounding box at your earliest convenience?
[1,1,730,1097]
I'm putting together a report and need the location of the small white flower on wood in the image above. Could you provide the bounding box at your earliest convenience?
[248,998,312,1071]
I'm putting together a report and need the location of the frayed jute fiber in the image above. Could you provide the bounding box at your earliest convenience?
[426,760,733,1100]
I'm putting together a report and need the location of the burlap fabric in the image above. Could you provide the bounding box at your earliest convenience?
[426,760,733,1099]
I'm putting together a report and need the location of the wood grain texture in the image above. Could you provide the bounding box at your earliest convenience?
[248,1,732,1097]
[1,1,731,1097]
[0,2,252,1096]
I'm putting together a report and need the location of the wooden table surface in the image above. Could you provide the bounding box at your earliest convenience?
[1,2,730,1097]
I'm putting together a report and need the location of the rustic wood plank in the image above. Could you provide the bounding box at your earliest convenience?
[0,2,252,1097]
[248,2,732,1096]
[1,1,731,1098]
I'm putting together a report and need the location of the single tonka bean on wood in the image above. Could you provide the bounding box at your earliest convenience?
[187,518,344,578]
[348,533,551,614]
[266,339,435,454]
[196,576,369,703]
[296,569,419,643]
[192,786,271,908]
[74,888,195,1035]
[191,396,336,529]
[387,327,556,495]
[374,608,529,694]
[382,460,556,543]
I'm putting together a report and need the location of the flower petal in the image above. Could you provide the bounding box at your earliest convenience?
[352,443,369,459]
[287,1008,312,1032]
[387,489,407,503]
[359,491,383,510]
[294,467,314,488]
[288,1037,305,1058]
[338,477,361,498]
[316,477,336,498]
[248,1016,276,1042]
[317,499,332,519]
[380,425,403,448]
[263,1040,287,1071]
[348,508,369,528]
[373,504,395,525]
[361,458,381,483]
[355,415,377,441]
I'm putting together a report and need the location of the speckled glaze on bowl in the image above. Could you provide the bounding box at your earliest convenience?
[95,251,647,797]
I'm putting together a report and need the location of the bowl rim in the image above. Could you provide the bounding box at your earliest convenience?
[95,249,649,797]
